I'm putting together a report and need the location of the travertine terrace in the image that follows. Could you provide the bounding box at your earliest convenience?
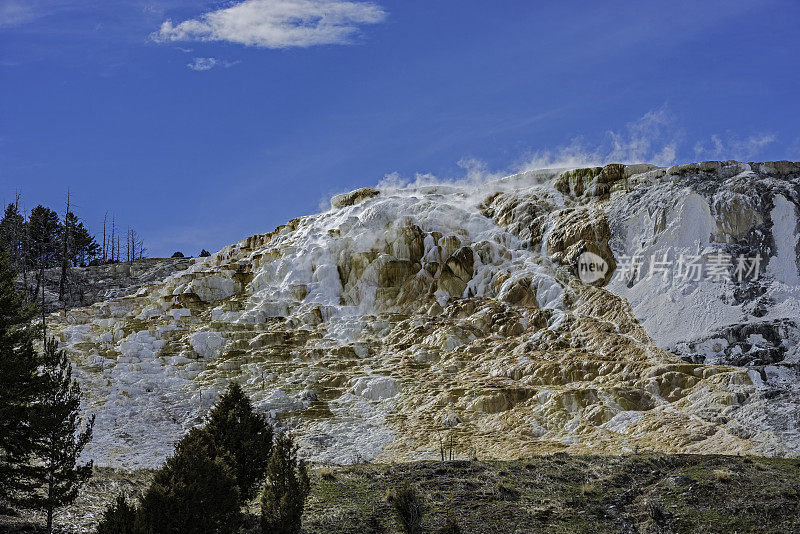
[49,161,800,466]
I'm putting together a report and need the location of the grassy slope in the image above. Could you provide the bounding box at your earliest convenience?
[303,455,800,534]
[2,455,798,533]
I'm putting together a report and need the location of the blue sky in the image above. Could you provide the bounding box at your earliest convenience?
[1,0,799,257]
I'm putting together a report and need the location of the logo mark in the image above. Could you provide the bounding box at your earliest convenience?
[577,251,608,284]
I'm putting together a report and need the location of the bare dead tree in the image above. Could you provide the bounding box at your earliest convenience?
[136,235,146,260]
[102,211,108,262]
[22,204,30,301]
[58,190,71,306]
[110,215,116,263]
[126,228,145,262]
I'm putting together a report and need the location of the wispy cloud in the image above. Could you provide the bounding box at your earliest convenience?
[790,137,800,160]
[186,57,239,71]
[187,57,217,71]
[153,0,387,48]
[0,0,43,27]
[694,133,777,161]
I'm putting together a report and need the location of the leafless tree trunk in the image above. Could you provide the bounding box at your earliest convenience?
[126,228,144,262]
[58,191,70,306]
[136,236,146,260]
[110,215,116,263]
[102,211,107,263]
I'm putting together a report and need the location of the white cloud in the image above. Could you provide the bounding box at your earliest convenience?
[694,133,776,161]
[187,57,240,71]
[154,0,387,48]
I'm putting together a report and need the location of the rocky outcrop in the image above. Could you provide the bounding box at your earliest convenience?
[331,187,380,208]
[545,208,617,285]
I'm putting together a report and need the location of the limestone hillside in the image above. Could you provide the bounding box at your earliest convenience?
[47,160,800,467]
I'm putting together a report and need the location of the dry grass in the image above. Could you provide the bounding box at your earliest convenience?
[317,467,336,481]
[713,469,732,482]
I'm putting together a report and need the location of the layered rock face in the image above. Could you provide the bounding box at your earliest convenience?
[49,161,800,467]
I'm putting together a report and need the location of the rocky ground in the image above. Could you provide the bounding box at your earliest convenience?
[16,257,194,313]
[2,455,798,533]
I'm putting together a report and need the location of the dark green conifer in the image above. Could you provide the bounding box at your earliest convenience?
[206,382,273,500]
[26,337,94,534]
[27,205,61,269]
[260,432,310,534]
[96,493,137,534]
[0,250,40,505]
[136,428,240,534]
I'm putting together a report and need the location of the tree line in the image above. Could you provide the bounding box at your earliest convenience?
[0,193,146,308]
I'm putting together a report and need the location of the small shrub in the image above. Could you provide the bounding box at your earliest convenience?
[171,251,184,258]
[365,513,387,534]
[96,493,137,534]
[318,467,336,481]
[437,517,462,534]
[388,482,423,534]
[261,432,311,534]
[714,469,732,482]
[199,249,211,257]
[647,500,672,528]
[580,483,598,496]
[495,481,520,500]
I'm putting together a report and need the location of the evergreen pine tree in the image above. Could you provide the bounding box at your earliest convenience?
[26,337,94,534]
[96,493,138,534]
[64,212,100,267]
[27,205,60,269]
[205,382,273,501]
[260,432,310,534]
[0,202,26,270]
[136,427,240,534]
[0,250,40,505]
[28,205,61,307]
